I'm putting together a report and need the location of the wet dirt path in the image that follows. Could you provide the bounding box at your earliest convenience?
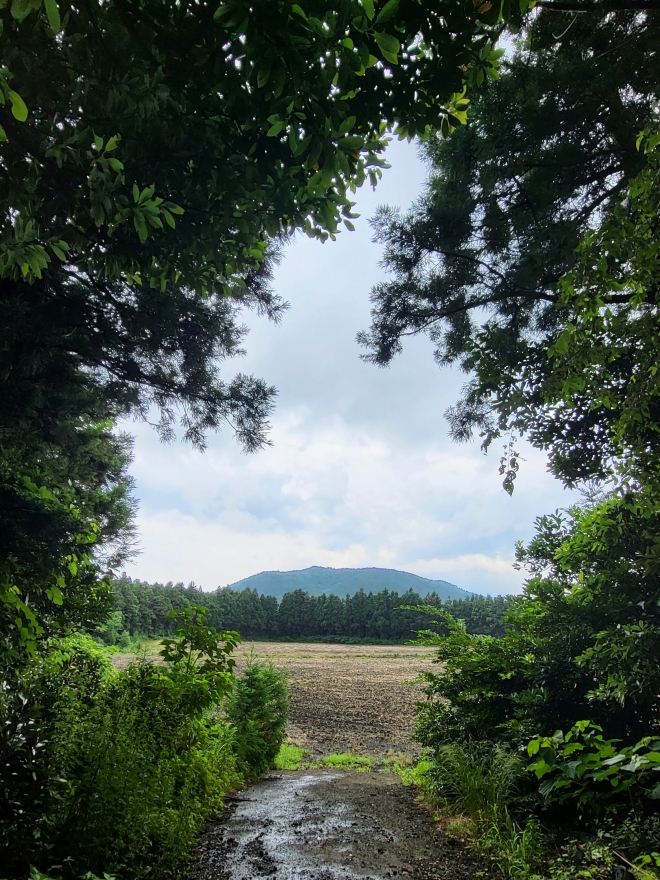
[191,769,476,880]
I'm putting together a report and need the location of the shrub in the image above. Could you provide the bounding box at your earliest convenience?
[225,656,289,777]
[527,721,660,814]
[1,608,250,880]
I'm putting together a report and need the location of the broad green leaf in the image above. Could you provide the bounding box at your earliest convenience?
[291,3,307,19]
[8,90,28,122]
[360,0,375,20]
[0,125,6,142]
[375,0,399,25]
[213,4,230,20]
[374,32,399,65]
[94,133,103,151]
[338,115,356,136]
[11,0,36,22]
[44,0,61,32]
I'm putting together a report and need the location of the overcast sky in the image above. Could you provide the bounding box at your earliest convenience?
[122,139,574,596]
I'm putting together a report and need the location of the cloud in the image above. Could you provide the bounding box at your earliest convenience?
[122,139,576,597]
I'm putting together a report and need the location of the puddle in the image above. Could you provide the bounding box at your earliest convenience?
[191,769,476,880]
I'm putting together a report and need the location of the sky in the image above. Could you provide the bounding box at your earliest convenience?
[122,138,575,596]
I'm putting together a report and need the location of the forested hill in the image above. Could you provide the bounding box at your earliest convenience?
[226,566,472,601]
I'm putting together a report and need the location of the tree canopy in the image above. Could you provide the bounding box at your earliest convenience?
[0,0,509,447]
[359,5,660,487]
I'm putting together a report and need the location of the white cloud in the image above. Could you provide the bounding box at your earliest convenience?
[122,139,576,597]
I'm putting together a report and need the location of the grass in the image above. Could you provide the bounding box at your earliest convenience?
[273,744,386,772]
[274,743,308,770]
[319,753,373,771]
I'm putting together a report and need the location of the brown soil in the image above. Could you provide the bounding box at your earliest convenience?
[236,642,435,757]
[191,769,478,880]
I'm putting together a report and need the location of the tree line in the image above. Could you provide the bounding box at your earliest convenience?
[103,575,512,644]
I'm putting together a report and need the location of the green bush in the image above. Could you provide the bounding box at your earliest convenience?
[527,721,660,813]
[0,608,254,880]
[225,656,289,777]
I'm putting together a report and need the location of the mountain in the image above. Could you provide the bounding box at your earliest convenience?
[225,566,474,602]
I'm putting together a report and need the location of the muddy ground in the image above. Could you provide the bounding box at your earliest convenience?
[237,642,435,757]
[191,769,476,880]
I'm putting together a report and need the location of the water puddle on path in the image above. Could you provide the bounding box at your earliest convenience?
[191,769,476,880]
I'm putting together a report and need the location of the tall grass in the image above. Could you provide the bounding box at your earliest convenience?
[417,742,543,880]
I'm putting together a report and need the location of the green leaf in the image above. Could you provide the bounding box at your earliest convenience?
[338,115,357,136]
[267,121,287,137]
[374,32,399,65]
[360,0,375,19]
[8,90,28,122]
[375,0,399,24]
[0,125,6,143]
[94,133,103,152]
[291,3,307,19]
[213,4,230,20]
[44,0,61,32]
[10,0,36,22]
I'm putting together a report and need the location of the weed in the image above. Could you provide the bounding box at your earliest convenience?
[274,743,308,770]
[320,752,373,771]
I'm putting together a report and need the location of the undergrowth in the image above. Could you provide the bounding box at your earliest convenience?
[1,609,290,880]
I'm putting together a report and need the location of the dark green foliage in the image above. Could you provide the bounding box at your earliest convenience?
[225,656,290,778]
[416,502,660,751]
[103,575,512,643]
[1,610,288,880]
[0,389,137,664]
[358,7,660,488]
[413,490,660,861]
[526,721,660,813]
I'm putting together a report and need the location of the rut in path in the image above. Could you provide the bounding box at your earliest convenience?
[191,768,476,880]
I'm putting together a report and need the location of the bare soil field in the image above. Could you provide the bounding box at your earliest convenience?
[236,642,435,757]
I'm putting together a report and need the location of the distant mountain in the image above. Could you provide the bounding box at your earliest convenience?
[225,566,474,602]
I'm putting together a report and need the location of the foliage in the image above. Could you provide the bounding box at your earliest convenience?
[0,608,285,880]
[103,574,513,643]
[527,721,660,812]
[224,655,289,777]
[274,742,307,770]
[414,486,660,750]
[0,0,513,479]
[421,741,527,819]
[156,604,239,712]
[414,743,543,880]
[0,400,136,666]
[0,634,116,870]
[542,124,660,487]
[358,7,660,489]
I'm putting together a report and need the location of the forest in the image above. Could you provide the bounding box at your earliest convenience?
[102,576,512,643]
[1,0,659,878]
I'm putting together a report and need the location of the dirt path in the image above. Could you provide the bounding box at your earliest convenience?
[191,769,475,880]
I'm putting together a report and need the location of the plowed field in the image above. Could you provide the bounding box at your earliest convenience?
[235,642,434,757]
